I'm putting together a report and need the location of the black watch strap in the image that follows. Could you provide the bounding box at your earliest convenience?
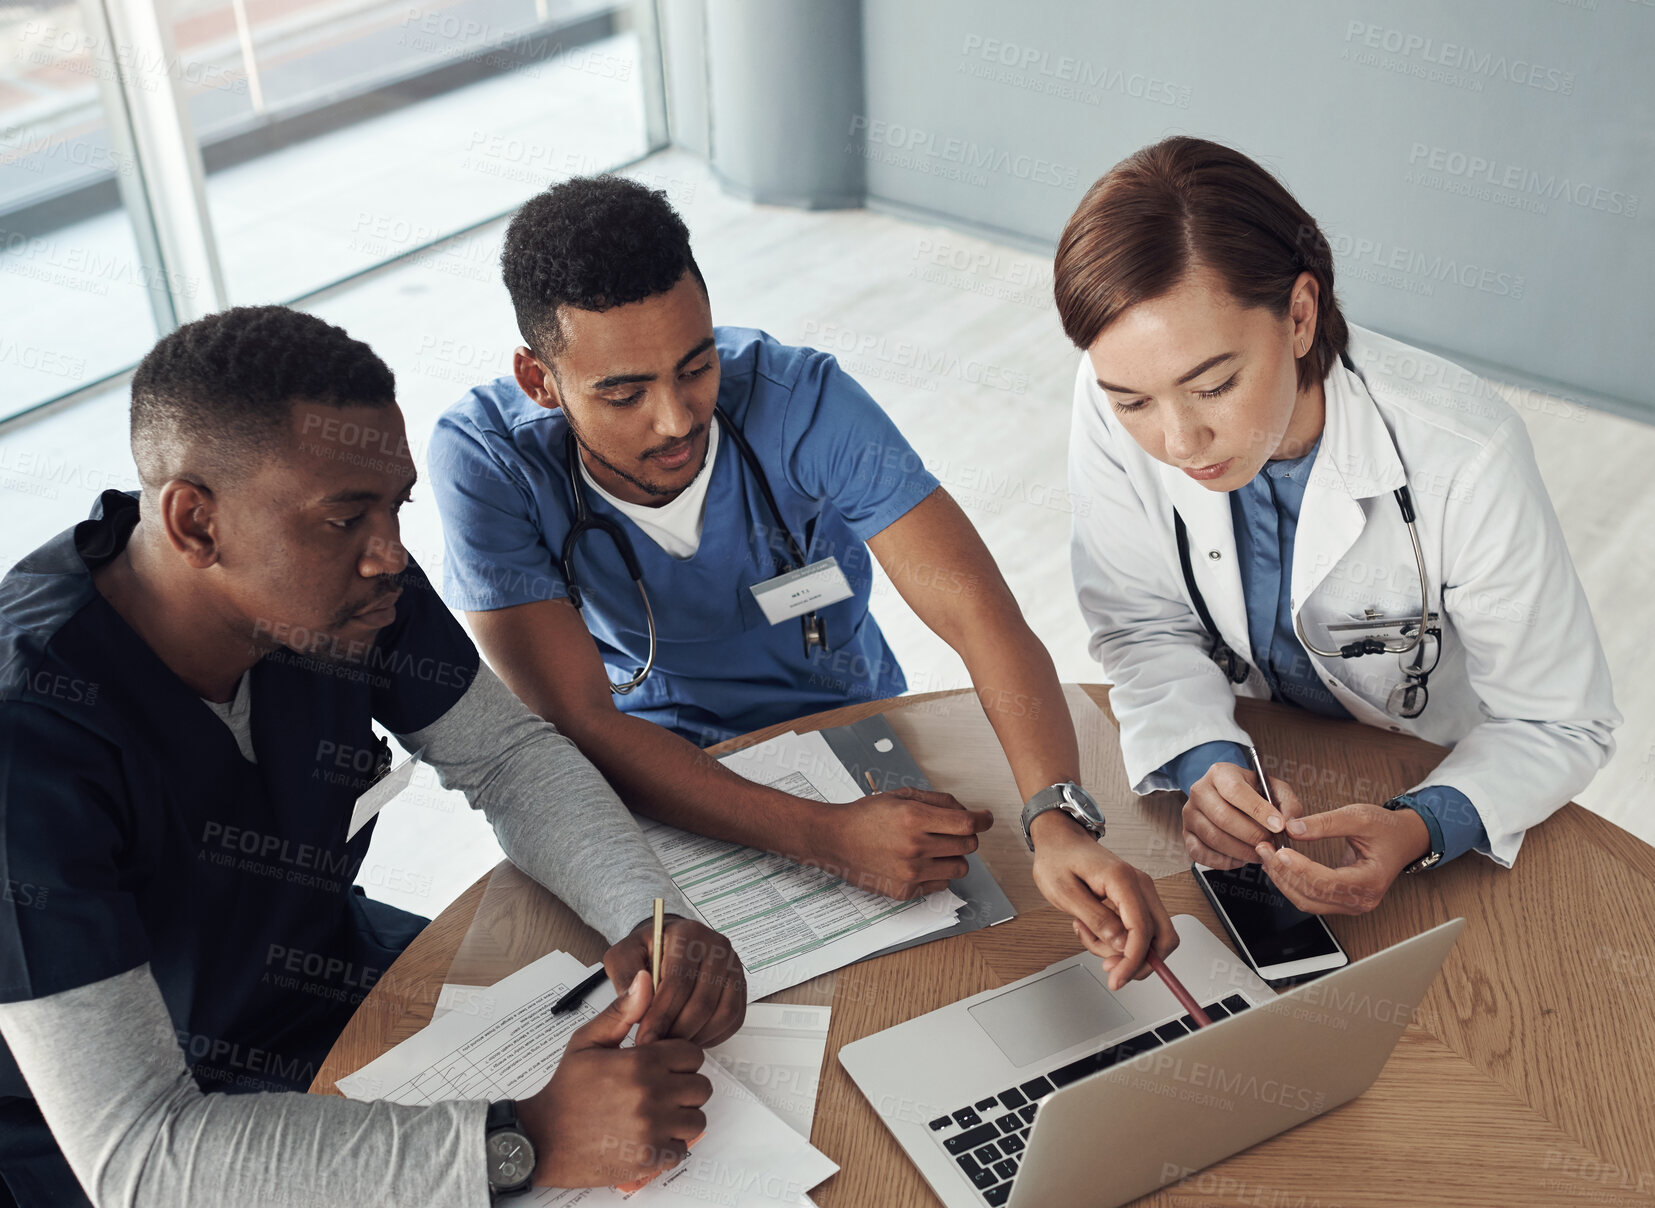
[486,1100,520,1131]
[1383,793,1444,874]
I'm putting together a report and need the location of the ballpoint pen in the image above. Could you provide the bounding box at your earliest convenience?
[548,966,607,1015]
[1248,743,1287,850]
[548,894,667,1013]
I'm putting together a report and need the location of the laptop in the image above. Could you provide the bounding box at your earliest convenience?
[840,914,1465,1208]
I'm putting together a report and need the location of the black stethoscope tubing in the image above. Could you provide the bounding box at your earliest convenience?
[1175,485,1431,671]
[1171,353,1437,715]
[560,405,826,694]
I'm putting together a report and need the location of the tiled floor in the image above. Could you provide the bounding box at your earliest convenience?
[2,148,1650,920]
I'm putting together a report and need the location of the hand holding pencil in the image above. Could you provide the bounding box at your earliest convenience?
[591,904,749,1048]
[1026,804,1180,990]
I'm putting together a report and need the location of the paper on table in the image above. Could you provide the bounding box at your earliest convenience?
[640,730,962,1001]
[706,1003,831,1141]
[716,731,865,804]
[433,989,832,1143]
[338,951,836,1206]
[338,951,590,1107]
[431,983,493,1022]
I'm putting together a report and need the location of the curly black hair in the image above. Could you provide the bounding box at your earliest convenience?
[130,305,395,492]
[501,175,706,357]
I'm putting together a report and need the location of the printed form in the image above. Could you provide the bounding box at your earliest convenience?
[337,950,836,1206]
[640,730,963,1001]
[434,989,833,1141]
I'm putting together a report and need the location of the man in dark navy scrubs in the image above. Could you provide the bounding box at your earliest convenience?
[0,307,744,1207]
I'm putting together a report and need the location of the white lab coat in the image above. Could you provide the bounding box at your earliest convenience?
[1069,323,1619,867]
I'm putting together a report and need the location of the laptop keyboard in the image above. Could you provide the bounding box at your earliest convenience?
[926,994,1253,1205]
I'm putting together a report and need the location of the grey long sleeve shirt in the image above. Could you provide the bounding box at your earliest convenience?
[0,662,691,1207]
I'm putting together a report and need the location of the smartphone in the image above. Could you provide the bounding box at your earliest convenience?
[1194,861,1349,986]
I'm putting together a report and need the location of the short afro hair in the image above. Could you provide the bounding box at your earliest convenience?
[501,174,706,358]
[130,305,395,493]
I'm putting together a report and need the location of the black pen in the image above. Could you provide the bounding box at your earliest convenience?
[549,967,608,1015]
[1247,743,1288,850]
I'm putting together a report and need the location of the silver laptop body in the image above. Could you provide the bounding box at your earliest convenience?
[840,914,1465,1208]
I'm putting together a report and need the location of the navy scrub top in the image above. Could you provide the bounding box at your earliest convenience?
[0,490,478,1100]
[428,326,942,747]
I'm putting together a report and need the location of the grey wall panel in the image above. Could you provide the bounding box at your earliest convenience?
[660,0,711,156]
[859,0,1654,414]
[706,0,866,207]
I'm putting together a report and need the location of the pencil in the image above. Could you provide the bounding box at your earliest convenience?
[1148,950,1213,1028]
[650,897,665,992]
[1093,897,1212,1028]
[864,769,879,794]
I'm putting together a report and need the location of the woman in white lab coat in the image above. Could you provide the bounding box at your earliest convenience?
[1052,136,1618,917]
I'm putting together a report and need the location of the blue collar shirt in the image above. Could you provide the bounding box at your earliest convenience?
[1162,440,1486,864]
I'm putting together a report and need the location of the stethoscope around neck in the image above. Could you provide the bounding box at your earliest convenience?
[1174,470,1441,720]
[561,405,827,695]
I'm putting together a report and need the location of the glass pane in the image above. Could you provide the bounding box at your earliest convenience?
[168,0,651,304]
[0,1,160,421]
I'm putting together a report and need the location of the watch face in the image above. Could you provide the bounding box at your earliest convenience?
[1060,786,1105,831]
[1061,803,1101,836]
[487,1129,536,1190]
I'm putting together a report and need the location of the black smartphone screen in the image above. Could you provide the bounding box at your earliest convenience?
[1197,862,1342,968]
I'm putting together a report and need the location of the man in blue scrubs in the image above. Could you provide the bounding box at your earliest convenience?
[0,307,742,1206]
[430,176,1177,985]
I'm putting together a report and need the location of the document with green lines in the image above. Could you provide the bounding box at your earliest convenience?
[637,729,964,1002]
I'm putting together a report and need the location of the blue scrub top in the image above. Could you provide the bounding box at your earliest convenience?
[0,491,478,1101]
[429,326,941,746]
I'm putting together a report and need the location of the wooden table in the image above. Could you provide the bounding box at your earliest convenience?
[313,686,1655,1207]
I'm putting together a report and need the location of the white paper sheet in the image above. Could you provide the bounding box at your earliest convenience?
[431,983,493,1022]
[716,731,865,803]
[338,951,837,1206]
[639,730,962,1001]
[432,991,832,1144]
[706,1003,831,1141]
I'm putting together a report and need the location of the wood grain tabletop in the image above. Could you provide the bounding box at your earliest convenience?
[312,685,1655,1207]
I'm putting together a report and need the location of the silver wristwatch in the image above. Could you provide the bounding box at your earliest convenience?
[1021,782,1106,851]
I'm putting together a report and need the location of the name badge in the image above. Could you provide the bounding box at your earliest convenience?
[347,749,422,840]
[749,557,854,625]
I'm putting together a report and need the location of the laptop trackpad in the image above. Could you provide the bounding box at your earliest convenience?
[967,964,1134,1067]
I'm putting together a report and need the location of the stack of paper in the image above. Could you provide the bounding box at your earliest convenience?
[435,987,832,1143]
[706,1003,831,1141]
[638,730,965,1002]
[338,950,837,1206]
